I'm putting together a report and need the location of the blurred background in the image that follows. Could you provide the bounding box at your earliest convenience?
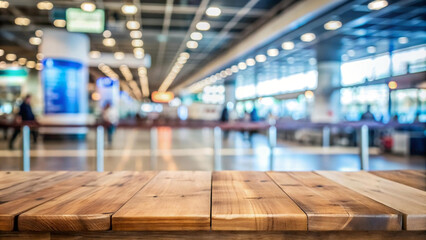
[0,0,425,171]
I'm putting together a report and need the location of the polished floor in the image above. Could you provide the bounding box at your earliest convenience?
[0,128,424,171]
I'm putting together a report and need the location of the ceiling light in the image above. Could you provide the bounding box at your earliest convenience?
[26,61,36,69]
[238,62,247,70]
[300,33,316,42]
[53,19,66,27]
[0,1,9,8]
[89,51,101,59]
[5,53,16,61]
[255,54,267,63]
[180,52,190,59]
[132,39,143,47]
[246,58,256,66]
[126,20,140,30]
[309,58,317,66]
[225,68,232,76]
[103,38,116,47]
[281,41,295,50]
[114,52,125,60]
[287,57,295,64]
[133,48,144,57]
[190,32,203,41]
[18,58,27,65]
[15,17,31,26]
[196,21,210,31]
[37,1,53,10]
[36,53,43,60]
[341,54,349,61]
[186,41,198,49]
[267,48,279,57]
[35,30,43,37]
[367,46,376,54]
[29,37,42,45]
[231,65,239,73]
[121,3,138,15]
[324,20,342,30]
[130,30,142,38]
[388,80,397,90]
[220,71,227,78]
[0,49,4,57]
[398,37,408,44]
[347,50,355,57]
[102,30,111,38]
[81,1,96,12]
[36,62,43,70]
[206,7,221,17]
[368,0,388,10]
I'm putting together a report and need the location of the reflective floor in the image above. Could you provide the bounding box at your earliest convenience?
[0,128,424,171]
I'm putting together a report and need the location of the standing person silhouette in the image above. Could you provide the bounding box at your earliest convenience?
[9,95,38,149]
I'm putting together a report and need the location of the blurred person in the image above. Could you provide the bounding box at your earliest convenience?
[220,106,229,139]
[250,107,259,122]
[360,105,376,121]
[102,103,119,145]
[9,95,38,149]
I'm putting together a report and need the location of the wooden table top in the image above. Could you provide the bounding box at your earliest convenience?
[0,170,425,232]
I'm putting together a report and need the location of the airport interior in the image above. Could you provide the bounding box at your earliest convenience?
[0,0,425,239]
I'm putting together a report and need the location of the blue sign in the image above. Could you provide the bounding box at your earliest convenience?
[42,58,83,114]
[96,77,119,108]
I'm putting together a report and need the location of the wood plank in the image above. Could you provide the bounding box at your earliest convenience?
[0,171,53,191]
[370,170,426,191]
[267,171,401,230]
[112,171,211,231]
[211,171,307,231]
[317,171,426,231]
[18,171,157,232]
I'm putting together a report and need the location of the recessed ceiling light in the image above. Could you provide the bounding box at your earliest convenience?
[206,7,221,17]
[398,37,408,44]
[300,33,316,42]
[186,41,198,49]
[255,54,267,63]
[368,0,388,10]
[114,52,125,60]
[36,62,43,71]
[15,17,31,26]
[5,53,17,61]
[341,54,349,61]
[35,30,43,37]
[180,52,190,59]
[36,53,43,60]
[0,1,9,9]
[130,30,142,39]
[37,1,53,10]
[26,60,36,69]
[0,49,3,56]
[29,37,42,45]
[18,58,27,65]
[190,32,203,41]
[246,58,256,66]
[81,1,96,12]
[231,65,239,73]
[367,46,376,54]
[133,48,144,58]
[103,38,116,47]
[281,41,295,50]
[324,20,342,30]
[53,19,66,27]
[102,30,111,38]
[89,51,101,59]
[121,3,138,15]
[196,21,210,31]
[238,62,247,70]
[267,48,279,57]
[347,50,355,57]
[126,20,140,30]
[132,39,144,47]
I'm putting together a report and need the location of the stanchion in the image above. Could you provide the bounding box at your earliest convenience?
[22,125,30,171]
[96,125,104,172]
[213,126,222,171]
[150,127,158,170]
[322,126,330,148]
[268,125,277,171]
[359,125,369,170]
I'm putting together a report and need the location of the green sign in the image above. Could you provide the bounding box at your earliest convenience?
[66,8,105,33]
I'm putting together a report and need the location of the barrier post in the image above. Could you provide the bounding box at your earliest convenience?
[96,125,104,172]
[359,125,369,170]
[22,125,30,171]
[322,126,330,148]
[213,126,222,170]
[150,127,158,170]
[268,125,277,171]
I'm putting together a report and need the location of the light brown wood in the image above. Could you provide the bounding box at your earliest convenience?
[18,171,157,232]
[0,171,52,192]
[112,171,211,231]
[267,171,401,230]
[0,172,103,231]
[370,170,426,191]
[317,171,426,231]
[211,171,307,231]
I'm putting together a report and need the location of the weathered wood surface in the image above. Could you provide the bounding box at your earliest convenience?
[317,171,426,231]
[113,171,211,231]
[267,171,402,230]
[18,172,156,231]
[211,171,307,231]
[370,170,426,191]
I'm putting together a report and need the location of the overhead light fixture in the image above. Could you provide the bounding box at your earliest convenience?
[18,58,27,65]
[36,53,44,60]
[267,48,279,57]
[281,41,295,50]
[388,80,397,90]
[324,20,342,30]
[133,48,144,58]
[37,1,54,10]
[304,90,314,99]
[231,65,239,73]
[255,54,267,63]
[26,60,36,69]
[81,1,96,12]
[190,32,203,41]
[89,51,101,59]
[114,52,125,60]
[132,39,143,47]
[0,1,9,8]
[341,54,349,61]
[121,3,138,15]
[186,41,198,49]
[5,53,17,61]
[180,52,190,59]
[0,49,3,56]
[15,17,31,26]
[130,30,142,38]
[368,0,388,10]
[196,21,210,31]
[347,49,355,57]
[36,62,43,71]
[126,20,140,30]
[300,33,316,42]
[238,62,247,70]
[206,7,221,17]
[102,30,111,38]
[53,19,66,27]
[103,38,116,47]
[367,46,376,54]
[398,37,408,44]
[35,30,43,37]
[29,37,42,45]
[246,58,256,66]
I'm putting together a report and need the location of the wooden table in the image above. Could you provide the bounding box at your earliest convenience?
[0,170,425,239]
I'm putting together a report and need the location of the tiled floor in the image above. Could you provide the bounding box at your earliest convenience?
[0,127,424,171]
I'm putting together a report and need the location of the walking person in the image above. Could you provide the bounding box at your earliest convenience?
[102,103,119,145]
[9,94,38,149]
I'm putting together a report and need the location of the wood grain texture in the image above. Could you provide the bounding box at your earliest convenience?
[18,171,157,232]
[0,172,102,231]
[370,170,426,191]
[317,171,426,231]
[112,171,211,231]
[211,171,307,231]
[267,171,401,230]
